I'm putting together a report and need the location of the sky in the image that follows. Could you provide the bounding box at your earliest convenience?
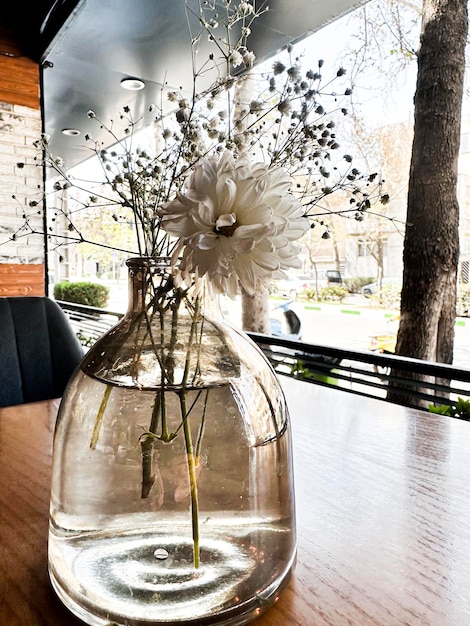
[291,5,418,128]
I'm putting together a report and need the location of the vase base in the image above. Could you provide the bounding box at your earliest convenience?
[49,525,295,625]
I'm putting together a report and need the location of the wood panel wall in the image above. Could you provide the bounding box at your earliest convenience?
[0,22,43,295]
[0,264,45,296]
[0,25,40,109]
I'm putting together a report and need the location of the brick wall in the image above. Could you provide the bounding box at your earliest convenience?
[0,102,44,264]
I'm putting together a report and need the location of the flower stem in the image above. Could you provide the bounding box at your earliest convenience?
[195,389,209,462]
[178,390,200,569]
[140,433,156,498]
[90,384,112,449]
[178,294,203,568]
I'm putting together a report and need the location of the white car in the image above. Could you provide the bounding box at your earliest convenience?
[274,270,342,298]
[361,277,401,297]
[273,275,315,298]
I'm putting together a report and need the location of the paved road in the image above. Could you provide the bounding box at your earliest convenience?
[288,299,470,370]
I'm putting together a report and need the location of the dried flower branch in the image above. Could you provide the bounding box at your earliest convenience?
[12,0,392,580]
[10,45,388,291]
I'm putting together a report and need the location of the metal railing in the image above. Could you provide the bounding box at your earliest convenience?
[57,300,470,412]
[57,300,124,347]
[247,332,470,411]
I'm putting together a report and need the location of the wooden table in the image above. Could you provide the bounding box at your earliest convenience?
[2,378,470,625]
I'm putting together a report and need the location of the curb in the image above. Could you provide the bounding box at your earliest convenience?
[300,301,468,327]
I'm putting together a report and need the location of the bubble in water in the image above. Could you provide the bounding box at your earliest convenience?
[154,548,169,560]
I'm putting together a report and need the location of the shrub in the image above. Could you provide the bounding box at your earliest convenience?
[343,276,374,294]
[54,281,110,308]
[317,285,349,303]
[457,283,470,316]
[429,397,470,421]
[370,283,401,309]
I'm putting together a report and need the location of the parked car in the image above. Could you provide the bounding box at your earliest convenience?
[324,269,343,286]
[273,275,316,298]
[361,277,401,297]
[273,270,343,298]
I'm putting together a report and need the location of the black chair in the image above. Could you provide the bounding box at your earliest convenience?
[0,296,84,408]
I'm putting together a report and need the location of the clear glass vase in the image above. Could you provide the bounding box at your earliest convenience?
[48,257,296,626]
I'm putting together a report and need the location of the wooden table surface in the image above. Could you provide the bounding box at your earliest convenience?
[2,377,470,625]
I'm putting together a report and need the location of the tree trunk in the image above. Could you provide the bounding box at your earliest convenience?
[241,284,271,333]
[387,0,467,406]
[233,75,273,334]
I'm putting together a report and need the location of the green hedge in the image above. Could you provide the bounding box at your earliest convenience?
[317,285,349,303]
[54,281,110,308]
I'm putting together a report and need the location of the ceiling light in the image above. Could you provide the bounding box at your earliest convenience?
[61,128,81,136]
[121,78,145,91]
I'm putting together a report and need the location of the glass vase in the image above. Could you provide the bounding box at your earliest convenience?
[48,256,296,626]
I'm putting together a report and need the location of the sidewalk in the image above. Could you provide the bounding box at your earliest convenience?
[296,295,469,326]
[298,295,398,322]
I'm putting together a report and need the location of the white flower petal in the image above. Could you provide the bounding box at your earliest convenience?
[216,177,237,214]
[215,213,236,229]
[192,232,217,250]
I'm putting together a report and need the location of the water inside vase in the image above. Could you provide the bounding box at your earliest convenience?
[49,373,296,626]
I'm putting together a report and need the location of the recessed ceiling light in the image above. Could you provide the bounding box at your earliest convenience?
[62,128,81,136]
[121,77,145,91]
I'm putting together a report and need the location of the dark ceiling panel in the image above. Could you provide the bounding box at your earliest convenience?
[40,0,369,169]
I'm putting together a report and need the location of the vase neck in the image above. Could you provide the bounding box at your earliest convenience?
[126,257,173,313]
[125,256,224,321]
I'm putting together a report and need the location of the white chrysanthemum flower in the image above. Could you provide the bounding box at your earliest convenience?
[159,151,309,296]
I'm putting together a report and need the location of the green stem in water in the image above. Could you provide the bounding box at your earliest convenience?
[140,388,178,499]
[139,287,204,566]
[140,392,162,499]
[140,433,156,499]
[151,387,176,443]
[178,390,200,569]
[90,384,112,449]
[195,389,209,463]
[178,294,204,569]
[139,289,180,500]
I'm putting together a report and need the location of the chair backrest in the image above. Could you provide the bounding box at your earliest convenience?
[0,296,84,408]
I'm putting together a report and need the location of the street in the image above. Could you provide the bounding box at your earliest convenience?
[287,299,470,370]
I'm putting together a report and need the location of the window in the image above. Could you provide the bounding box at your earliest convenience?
[358,240,378,258]
[460,260,469,284]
